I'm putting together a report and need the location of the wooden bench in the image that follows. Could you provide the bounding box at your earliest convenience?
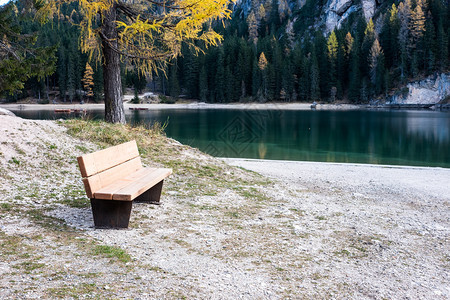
[77,140,172,229]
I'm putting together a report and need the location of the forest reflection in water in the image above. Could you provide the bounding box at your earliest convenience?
[12,108,450,168]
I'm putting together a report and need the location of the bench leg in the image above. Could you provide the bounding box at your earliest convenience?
[134,180,164,205]
[90,199,132,229]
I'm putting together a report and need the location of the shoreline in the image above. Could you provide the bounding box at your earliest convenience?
[222,157,450,170]
[1,101,368,111]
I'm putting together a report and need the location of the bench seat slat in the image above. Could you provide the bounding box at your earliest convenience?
[93,168,160,200]
[112,168,173,201]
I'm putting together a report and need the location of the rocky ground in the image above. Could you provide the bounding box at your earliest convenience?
[0,114,449,299]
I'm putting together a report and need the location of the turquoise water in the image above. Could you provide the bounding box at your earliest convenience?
[12,108,450,167]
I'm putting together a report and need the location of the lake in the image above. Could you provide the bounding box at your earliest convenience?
[12,108,450,168]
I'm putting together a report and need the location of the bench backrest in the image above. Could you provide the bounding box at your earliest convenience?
[77,140,143,198]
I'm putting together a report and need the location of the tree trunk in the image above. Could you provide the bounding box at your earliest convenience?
[101,3,125,124]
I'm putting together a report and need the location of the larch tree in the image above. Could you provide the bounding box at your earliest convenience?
[82,62,94,101]
[247,11,259,45]
[258,52,268,99]
[369,38,383,85]
[45,0,235,123]
[327,30,338,100]
[398,0,412,80]
[344,32,354,57]
[258,52,268,71]
[410,0,426,48]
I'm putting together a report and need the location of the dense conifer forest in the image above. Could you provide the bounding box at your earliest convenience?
[2,0,449,103]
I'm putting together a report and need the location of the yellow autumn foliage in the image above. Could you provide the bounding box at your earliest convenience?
[42,0,235,75]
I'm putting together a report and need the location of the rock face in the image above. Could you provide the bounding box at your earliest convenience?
[325,0,359,32]
[325,0,377,32]
[388,73,450,105]
[235,0,379,33]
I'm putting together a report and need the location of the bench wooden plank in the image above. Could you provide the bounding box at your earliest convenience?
[112,168,173,201]
[82,157,143,198]
[77,141,140,177]
[93,168,159,200]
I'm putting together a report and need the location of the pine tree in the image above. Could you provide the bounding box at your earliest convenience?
[199,66,208,102]
[422,12,436,72]
[252,57,261,99]
[224,65,234,101]
[314,32,329,99]
[380,4,400,70]
[310,49,320,101]
[66,52,75,103]
[398,0,412,80]
[215,49,225,103]
[0,2,56,95]
[169,62,180,98]
[93,64,103,102]
[184,50,199,99]
[57,48,67,101]
[270,0,281,33]
[435,13,448,71]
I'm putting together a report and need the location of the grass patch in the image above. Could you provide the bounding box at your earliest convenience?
[59,186,90,208]
[26,209,69,231]
[59,197,90,208]
[9,157,20,165]
[92,245,131,263]
[0,231,27,256]
[14,261,46,273]
[75,145,89,153]
[0,203,13,211]
[47,283,101,299]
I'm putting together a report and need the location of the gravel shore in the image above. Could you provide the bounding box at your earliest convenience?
[1,101,362,112]
[0,115,448,299]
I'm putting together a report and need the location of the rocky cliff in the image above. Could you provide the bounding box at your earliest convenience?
[324,0,380,32]
[388,73,450,105]
[234,0,382,33]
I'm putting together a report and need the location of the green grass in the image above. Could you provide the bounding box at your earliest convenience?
[92,245,131,263]
[47,283,102,299]
[14,261,46,273]
[0,203,12,211]
[58,197,90,208]
[9,157,20,165]
[26,209,69,231]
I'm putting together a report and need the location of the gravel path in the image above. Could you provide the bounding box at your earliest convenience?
[0,115,449,299]
[224,158,450,299]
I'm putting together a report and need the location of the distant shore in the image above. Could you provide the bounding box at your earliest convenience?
[0,101,364,112]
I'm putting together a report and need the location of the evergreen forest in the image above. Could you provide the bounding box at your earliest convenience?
[1,0,449,104]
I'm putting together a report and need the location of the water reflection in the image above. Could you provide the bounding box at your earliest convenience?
[11,108,450,167]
